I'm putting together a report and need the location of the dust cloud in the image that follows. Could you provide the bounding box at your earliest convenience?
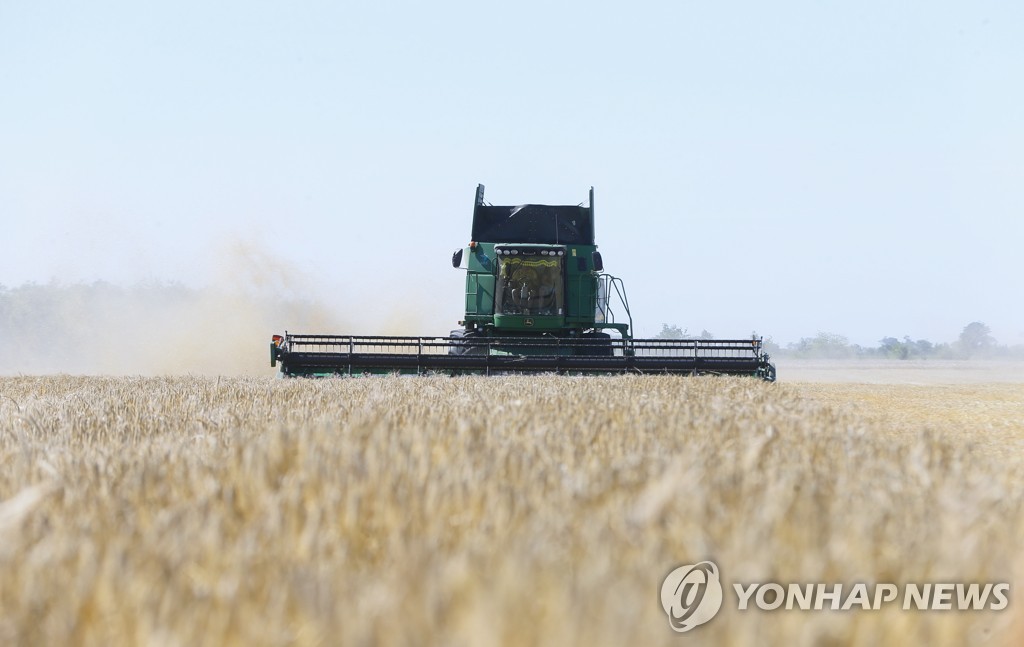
[0,242,361,376]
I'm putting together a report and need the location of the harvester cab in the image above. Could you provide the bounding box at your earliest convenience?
[452,184,631,347]
[271,185,776,380]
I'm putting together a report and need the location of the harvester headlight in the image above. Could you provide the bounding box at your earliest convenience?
[540,250,548,256]
[511,250,518,255]
[557,250,564,256]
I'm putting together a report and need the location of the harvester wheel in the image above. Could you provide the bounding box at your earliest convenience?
[448,329,487,356]
[448,329,467,356]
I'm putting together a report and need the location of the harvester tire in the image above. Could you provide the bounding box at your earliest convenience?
[448,329,487,356]
[448,329,467,356]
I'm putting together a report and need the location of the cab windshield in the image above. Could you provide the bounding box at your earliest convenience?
[495,255,564,316]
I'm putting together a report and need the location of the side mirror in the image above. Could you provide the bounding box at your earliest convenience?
[452,249,464,268]
[591,251,604,272]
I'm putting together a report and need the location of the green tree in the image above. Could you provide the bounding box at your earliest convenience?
[958,322,996,357]
[652,324,714,340]
[913,338,934,356]
[753,331,781,354]
[654,324,686,339]
[791,332,854,359]
[879,337,908,359]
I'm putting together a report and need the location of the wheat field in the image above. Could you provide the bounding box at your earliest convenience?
[1,373,1023,646]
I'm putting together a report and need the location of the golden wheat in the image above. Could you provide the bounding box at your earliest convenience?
[1,375,1022,646]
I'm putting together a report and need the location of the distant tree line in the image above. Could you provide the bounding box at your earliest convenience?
[654,322,1022,360]
[653,324,715,341]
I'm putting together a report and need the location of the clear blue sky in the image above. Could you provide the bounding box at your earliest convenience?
[2,1,1021,346]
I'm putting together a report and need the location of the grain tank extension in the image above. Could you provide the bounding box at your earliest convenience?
[271,185,776,380]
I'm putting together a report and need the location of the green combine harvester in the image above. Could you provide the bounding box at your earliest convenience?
[271,185,776,381]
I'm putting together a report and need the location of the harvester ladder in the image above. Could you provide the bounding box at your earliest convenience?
[466,273,480,315]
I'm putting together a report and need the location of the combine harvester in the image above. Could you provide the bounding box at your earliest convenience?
[271,185,776,381]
